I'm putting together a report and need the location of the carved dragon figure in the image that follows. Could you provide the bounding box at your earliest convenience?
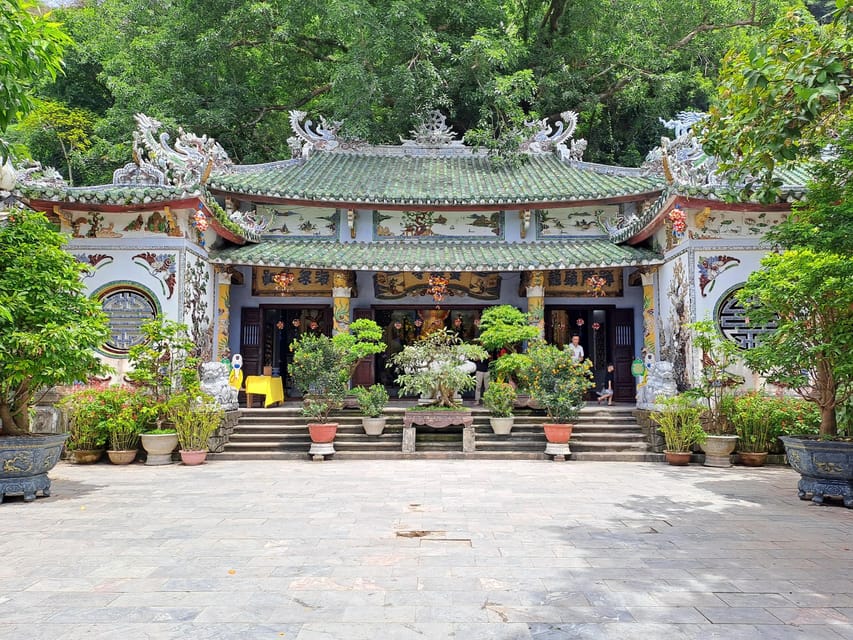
[520,110,580,154]
[288,110,342,156]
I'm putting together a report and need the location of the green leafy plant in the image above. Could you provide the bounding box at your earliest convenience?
[652,394,707,453]
[730,392,773,454]
[526,341,595,423]
[290,333,350,422]
[127,317,200,422]
[105,405,141,451]
[477,305,539,354]
[390,329,488,408]
[685,320,742,434]
[0,210,111,436]
[352,384,389,418]
[482,382,516,418]
[490,352,532,389]
[59,386,147,451]
[166,392,224,452]
[332,318,386,378]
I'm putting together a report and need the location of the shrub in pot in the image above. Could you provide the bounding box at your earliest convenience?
[57,387,113,464]
[730,392,773,466]
[482,381,517,435]
[166,392,224,465]
[0,209,110,500]
[651,395,706,466]
[526,340,595,444]
[352,384,389,436]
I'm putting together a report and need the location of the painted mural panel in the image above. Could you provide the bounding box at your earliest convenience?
[256,205,339,238]
[689,208,786,239]
[374,271,501,300]
[184,251,213,360]
[535,206,616,237]
[520,269,623,297]
[373,210,503,239]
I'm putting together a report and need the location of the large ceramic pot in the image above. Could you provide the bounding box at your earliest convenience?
[107,450,138,465]
[489,417,514,436]
[361,417,386,437]
[702,434,738,467]
[179,449,208,466]
[0,433,67,503]
[738,452,768,467]
[664,450,692,466]
[543,423,573,444]
[140,433,178,466]
[781,436,853,508]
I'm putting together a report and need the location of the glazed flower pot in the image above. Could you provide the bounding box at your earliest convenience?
[664,450,692,466]
[489,417,514,435]
[308,423,338,443]
[738,451,768,467]
[107,449,138,465]
[0,433,67,503]
[702,434,738,467]
[781,436,853,507]
[179,449,208,466]
[543,423,573,444]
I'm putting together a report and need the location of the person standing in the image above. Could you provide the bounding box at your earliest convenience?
[597,363,615,406]
[569,334,584,362]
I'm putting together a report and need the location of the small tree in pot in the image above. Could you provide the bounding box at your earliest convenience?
[651,394,706,466]
[352,384,389,436]
[526,341,595,454]
[482,381,517,435]
[290,333,350,458]
[166,391,224,466]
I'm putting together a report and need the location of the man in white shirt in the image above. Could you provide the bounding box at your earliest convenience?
[569,334,584,362]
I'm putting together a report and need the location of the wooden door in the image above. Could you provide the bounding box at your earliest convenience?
[351,308,375,387]
[610,309,635,402]
[240,307,262,376]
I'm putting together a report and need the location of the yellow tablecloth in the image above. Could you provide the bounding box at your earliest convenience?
[244,375,285,408]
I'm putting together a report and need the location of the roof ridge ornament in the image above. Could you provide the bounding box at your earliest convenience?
[402,111,463,147]
[288,110,343,158]
[520,111,585,156]
[115,114,233,187]
[641,111,721,187]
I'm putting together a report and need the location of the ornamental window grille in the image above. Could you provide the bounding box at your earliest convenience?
[716,286,777,350]
[97,286,158,356]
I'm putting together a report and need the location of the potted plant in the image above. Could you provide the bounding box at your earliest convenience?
[95,387,145,465]
[352,384,389,436]
[58,387,110,464]
[477,305,537,405]
[0,209,110,499]
[290,333,350,459]
[332,318,386,408]
[651,394,707,465]
[526,340,595,460]
[482,381,517,435]
[729,392,773,466]
[166,392,224,465]
[685,320,742,467]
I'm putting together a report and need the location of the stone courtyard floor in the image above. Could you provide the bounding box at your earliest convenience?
[1,460,852,640]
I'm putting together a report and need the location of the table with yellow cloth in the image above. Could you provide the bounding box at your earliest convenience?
[244,375,285,408]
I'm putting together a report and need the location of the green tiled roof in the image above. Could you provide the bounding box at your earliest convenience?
[208,154,664,206]
[17,183,202,205]
[210,239,662,271]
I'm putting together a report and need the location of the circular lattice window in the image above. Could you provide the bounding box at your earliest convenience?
[715,285,777,350]
[93,283,160,357]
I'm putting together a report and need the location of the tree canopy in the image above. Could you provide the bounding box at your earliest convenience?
[20,0,795,182]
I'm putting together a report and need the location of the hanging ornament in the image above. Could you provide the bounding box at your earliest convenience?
[585,274,607,298]
[426,274,450,307]
[272,270,295,292]
[576,318,585,327]
[592,322,601,331]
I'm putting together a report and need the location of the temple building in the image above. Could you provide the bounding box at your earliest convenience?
[13,110,806,402]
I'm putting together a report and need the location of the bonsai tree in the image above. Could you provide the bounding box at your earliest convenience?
[477,305,538,385]
[290,333,350,422]
[332,318,386,378]
[0,210,110,436]
[685,320,743,434]
[526,341,595,423]
[390,329,488,408]
[652,394,706,453]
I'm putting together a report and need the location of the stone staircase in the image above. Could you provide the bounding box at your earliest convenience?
[214,404,664,462]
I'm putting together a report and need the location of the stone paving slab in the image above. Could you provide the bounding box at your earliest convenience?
[1,460,852,639]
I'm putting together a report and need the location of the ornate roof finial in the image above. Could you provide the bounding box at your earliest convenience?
[641,112,720,187]
[288,110,342,157]
[405,111,459,146]
[520,110,584,155]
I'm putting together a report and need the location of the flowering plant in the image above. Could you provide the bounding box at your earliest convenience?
[526,341,595,422]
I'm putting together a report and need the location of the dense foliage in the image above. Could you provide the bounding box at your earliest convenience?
[651,394,707,453]
[13,0,796,182]
[0,210,110,435]
[526,341,594,422]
